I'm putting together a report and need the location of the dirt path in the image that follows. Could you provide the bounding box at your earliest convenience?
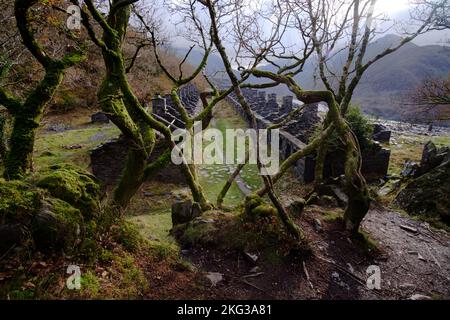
[361,208,450,299]
[181,206,450,300]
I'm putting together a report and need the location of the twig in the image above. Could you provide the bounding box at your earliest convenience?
[241,272,265,279]
[302,261,314,290]
[314,254,366,287]
[0,244,16,262]
[239,279,273,297]
[426,244,441,270]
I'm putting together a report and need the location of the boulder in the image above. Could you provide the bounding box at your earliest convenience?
[400,161,420,178]
[91,112,110,124]
[420,141,450,175]
[0,179,85,253]
[36,164,100,219]
[171,200,202,226]
[287,198,306,216]
[31,198,83,252]
[396,160,450,225]
[372,124,391,143]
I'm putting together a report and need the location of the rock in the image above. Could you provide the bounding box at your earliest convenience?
[244,251,259,264]
[400,161,420,178]
[330,185,348,207]
[306,192,319,205]
[396,160,450,226]
[63,144,83,150]
[409,294,432,300]
[287,198,305,216]
[193,218,215,226]
[399,283,415,290]
[206,272,223,286]
[319,195,338,207]
[47,123,71,132]
[250,266,261,273]
[91,112,110,124]
[313,218,323,232]
[32,198,83,252]
[378,179,401,196]
[400,225,418,234]
[373,124,391,143]
[315,184,348,207]
[171,200,194,226]
[347,263,354,274]
[36,164,100,220]
[171,200,203,226]
[331,272,340,281]
[420,141,450,175]
[0,179,85,253]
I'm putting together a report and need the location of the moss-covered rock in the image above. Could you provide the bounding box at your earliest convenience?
[0,179,42,224]
[243,194,263,216]
[35,164,100,219]
[32,197,83,252]
[0,179,85,253]
[287,198,306,216]
[243,194,276,222]
[396,160,450,226]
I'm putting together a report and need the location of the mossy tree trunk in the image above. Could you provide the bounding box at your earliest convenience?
[5,65,64,179]
[0,0,84,180]
[77,0,214,213]
[96,2,156,210]
[203,1,305,241]
[0,114,7,161]
[249,70,370,234]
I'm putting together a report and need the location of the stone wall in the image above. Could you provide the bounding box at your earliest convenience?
[225,89,391,182]
[90,84,200,188]
[151,84,200,130]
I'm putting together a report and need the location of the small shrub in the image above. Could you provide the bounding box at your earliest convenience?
[111,221,142,252]
[310,104,374,150]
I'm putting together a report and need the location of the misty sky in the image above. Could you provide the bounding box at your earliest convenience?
[147,0,449,50]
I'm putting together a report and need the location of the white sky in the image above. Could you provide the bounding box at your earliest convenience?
[376,0,410,14]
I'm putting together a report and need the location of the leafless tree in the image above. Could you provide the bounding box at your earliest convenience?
[403,76,450,122]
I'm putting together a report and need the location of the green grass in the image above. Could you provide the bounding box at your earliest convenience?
[198,102,263,206]
[34,124,120,170]
[127,209,175,244]
[213,104,263,191]
[388,133,450,175]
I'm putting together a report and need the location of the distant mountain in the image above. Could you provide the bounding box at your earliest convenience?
[258,34,450,120]
[172,47,226,77]
[175,35,450,121]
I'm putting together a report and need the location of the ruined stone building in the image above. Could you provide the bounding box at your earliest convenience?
[90,84,391,189]
[226,88,391,183]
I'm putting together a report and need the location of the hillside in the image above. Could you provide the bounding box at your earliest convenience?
[180,34,449,121]
[265,35,449,120]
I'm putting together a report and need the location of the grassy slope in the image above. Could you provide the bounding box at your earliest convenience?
[388,133,450,175]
